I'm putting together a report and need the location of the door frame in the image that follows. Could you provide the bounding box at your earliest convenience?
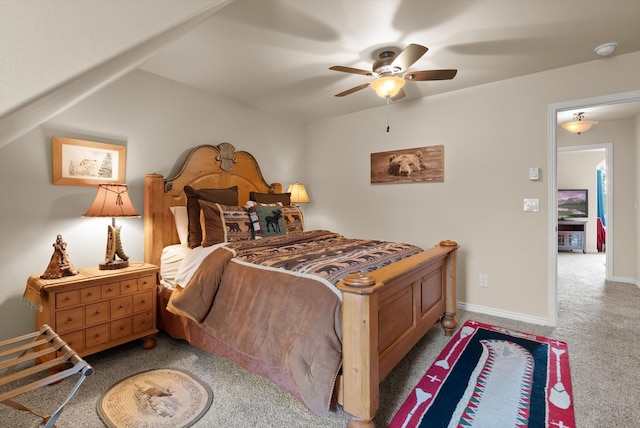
[548,89,640,326]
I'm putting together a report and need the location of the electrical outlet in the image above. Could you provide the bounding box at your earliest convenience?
[523,198,540,212]
[479,274,488,288]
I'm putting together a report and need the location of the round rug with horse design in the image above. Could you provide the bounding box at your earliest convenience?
[97,368,213,428]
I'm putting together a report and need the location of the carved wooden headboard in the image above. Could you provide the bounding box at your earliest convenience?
[144,143,282,266]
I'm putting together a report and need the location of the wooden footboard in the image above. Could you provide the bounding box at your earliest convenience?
[337,241,458,427]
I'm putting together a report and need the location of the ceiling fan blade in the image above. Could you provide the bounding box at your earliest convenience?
[335,83,370,97]
[391,88,406,101]
[392,43,428,71]
[329,65,372,76]
[403,69,458,81]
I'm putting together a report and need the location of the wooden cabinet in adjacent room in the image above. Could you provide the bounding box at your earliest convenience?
[26,262,158,360]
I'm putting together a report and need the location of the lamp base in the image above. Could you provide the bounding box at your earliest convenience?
[99,260,129,270]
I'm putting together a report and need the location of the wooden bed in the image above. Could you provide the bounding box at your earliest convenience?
[143,143,459,427]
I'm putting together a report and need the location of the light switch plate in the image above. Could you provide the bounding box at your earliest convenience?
[529,167,540,180]
[524,198,540,212]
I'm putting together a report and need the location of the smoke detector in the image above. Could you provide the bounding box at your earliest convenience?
[594,42,618,56]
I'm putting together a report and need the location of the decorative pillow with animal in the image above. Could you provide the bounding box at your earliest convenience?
[388,152,426,177]
[254,204,287,237]
[184,185,239,248]
[282,205,304,233]
[198,200,253,246]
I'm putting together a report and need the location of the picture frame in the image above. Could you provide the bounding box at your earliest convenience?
[52,137,126,186]
[371,144,444,184]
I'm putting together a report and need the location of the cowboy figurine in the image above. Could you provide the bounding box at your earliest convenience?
[41,234,79,279]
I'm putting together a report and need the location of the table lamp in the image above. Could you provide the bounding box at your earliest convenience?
[83,183,140,270]
[287,182,309,204]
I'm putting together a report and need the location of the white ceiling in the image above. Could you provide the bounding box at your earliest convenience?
[138,0,640,124]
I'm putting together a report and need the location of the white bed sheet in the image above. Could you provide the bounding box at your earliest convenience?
[159,244,192,288]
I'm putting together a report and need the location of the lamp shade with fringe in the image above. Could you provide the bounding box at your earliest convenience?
[83,183,140,269]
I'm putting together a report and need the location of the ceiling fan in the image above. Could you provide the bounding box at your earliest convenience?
[329,43,457,100]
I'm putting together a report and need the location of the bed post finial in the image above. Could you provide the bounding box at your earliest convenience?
[216,142,237,171]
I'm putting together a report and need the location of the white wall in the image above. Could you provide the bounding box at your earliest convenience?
[0,70,304,340]
[304,52,640,324]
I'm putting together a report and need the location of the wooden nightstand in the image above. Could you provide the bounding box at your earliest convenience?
[25,262,159,361]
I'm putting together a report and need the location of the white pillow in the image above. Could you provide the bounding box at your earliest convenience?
[169,206,189,246]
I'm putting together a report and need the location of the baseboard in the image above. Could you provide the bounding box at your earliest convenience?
[457,302,550,326]
[609,276,637,286]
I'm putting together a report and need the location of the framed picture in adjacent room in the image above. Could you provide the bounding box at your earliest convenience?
[52,137,126,186]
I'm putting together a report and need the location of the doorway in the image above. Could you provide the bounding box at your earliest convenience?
[548,89,640,326]
[557,144,611,277]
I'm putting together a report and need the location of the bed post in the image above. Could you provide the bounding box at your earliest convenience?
[440,240,458,336]
[144,173,165,267]
[338,273,383,428]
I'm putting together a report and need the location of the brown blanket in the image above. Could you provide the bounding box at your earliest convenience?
[170,249,342,415]
[168,231,422,416]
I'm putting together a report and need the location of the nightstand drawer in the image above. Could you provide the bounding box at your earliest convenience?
[56,290,79,309]
[133,312,153,333]
[80,285,101,303]
[137,274,156,291]
[85,301,110,326]
[86,324,109,347]
[56,307,84,333]
[111,318,133,340]
[101,282,120,299]
[61,330,85,352]
[110,295,132,318]
[133,291,153,312]
[120,279,137,295]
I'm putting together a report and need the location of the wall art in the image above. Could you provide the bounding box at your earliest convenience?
[371,144,444,184]
[52,137,126,186]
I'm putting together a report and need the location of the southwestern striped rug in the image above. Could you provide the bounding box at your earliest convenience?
[389,320,575,428]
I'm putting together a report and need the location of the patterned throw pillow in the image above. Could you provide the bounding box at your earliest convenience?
[254,204,287,237]
[198,200,253,246]
[282,205,304,233]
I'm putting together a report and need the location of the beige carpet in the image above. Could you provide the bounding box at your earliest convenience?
[1,252,638,427]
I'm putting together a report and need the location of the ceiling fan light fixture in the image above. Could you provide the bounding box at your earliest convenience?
[561,112,598,135]
[371,75,405,98]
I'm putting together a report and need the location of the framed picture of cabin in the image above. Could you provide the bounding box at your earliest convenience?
[52,137,126,186]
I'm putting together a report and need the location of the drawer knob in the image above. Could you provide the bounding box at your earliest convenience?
[141,320,146,324]
[118,305,124,309]
[95,333,101,337]
[120,326,124,331]
[108,288,113,292]
[87,292,93,296]
[67,317,73,322]
[140,299,146,304]
[64,296,70,301]
[126,284,131,289]
[95,310,100,315]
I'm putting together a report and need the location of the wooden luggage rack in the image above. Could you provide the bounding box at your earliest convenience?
[0,324,94,427]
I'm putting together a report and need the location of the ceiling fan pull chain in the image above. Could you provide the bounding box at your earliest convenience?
[386,97,391,132]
